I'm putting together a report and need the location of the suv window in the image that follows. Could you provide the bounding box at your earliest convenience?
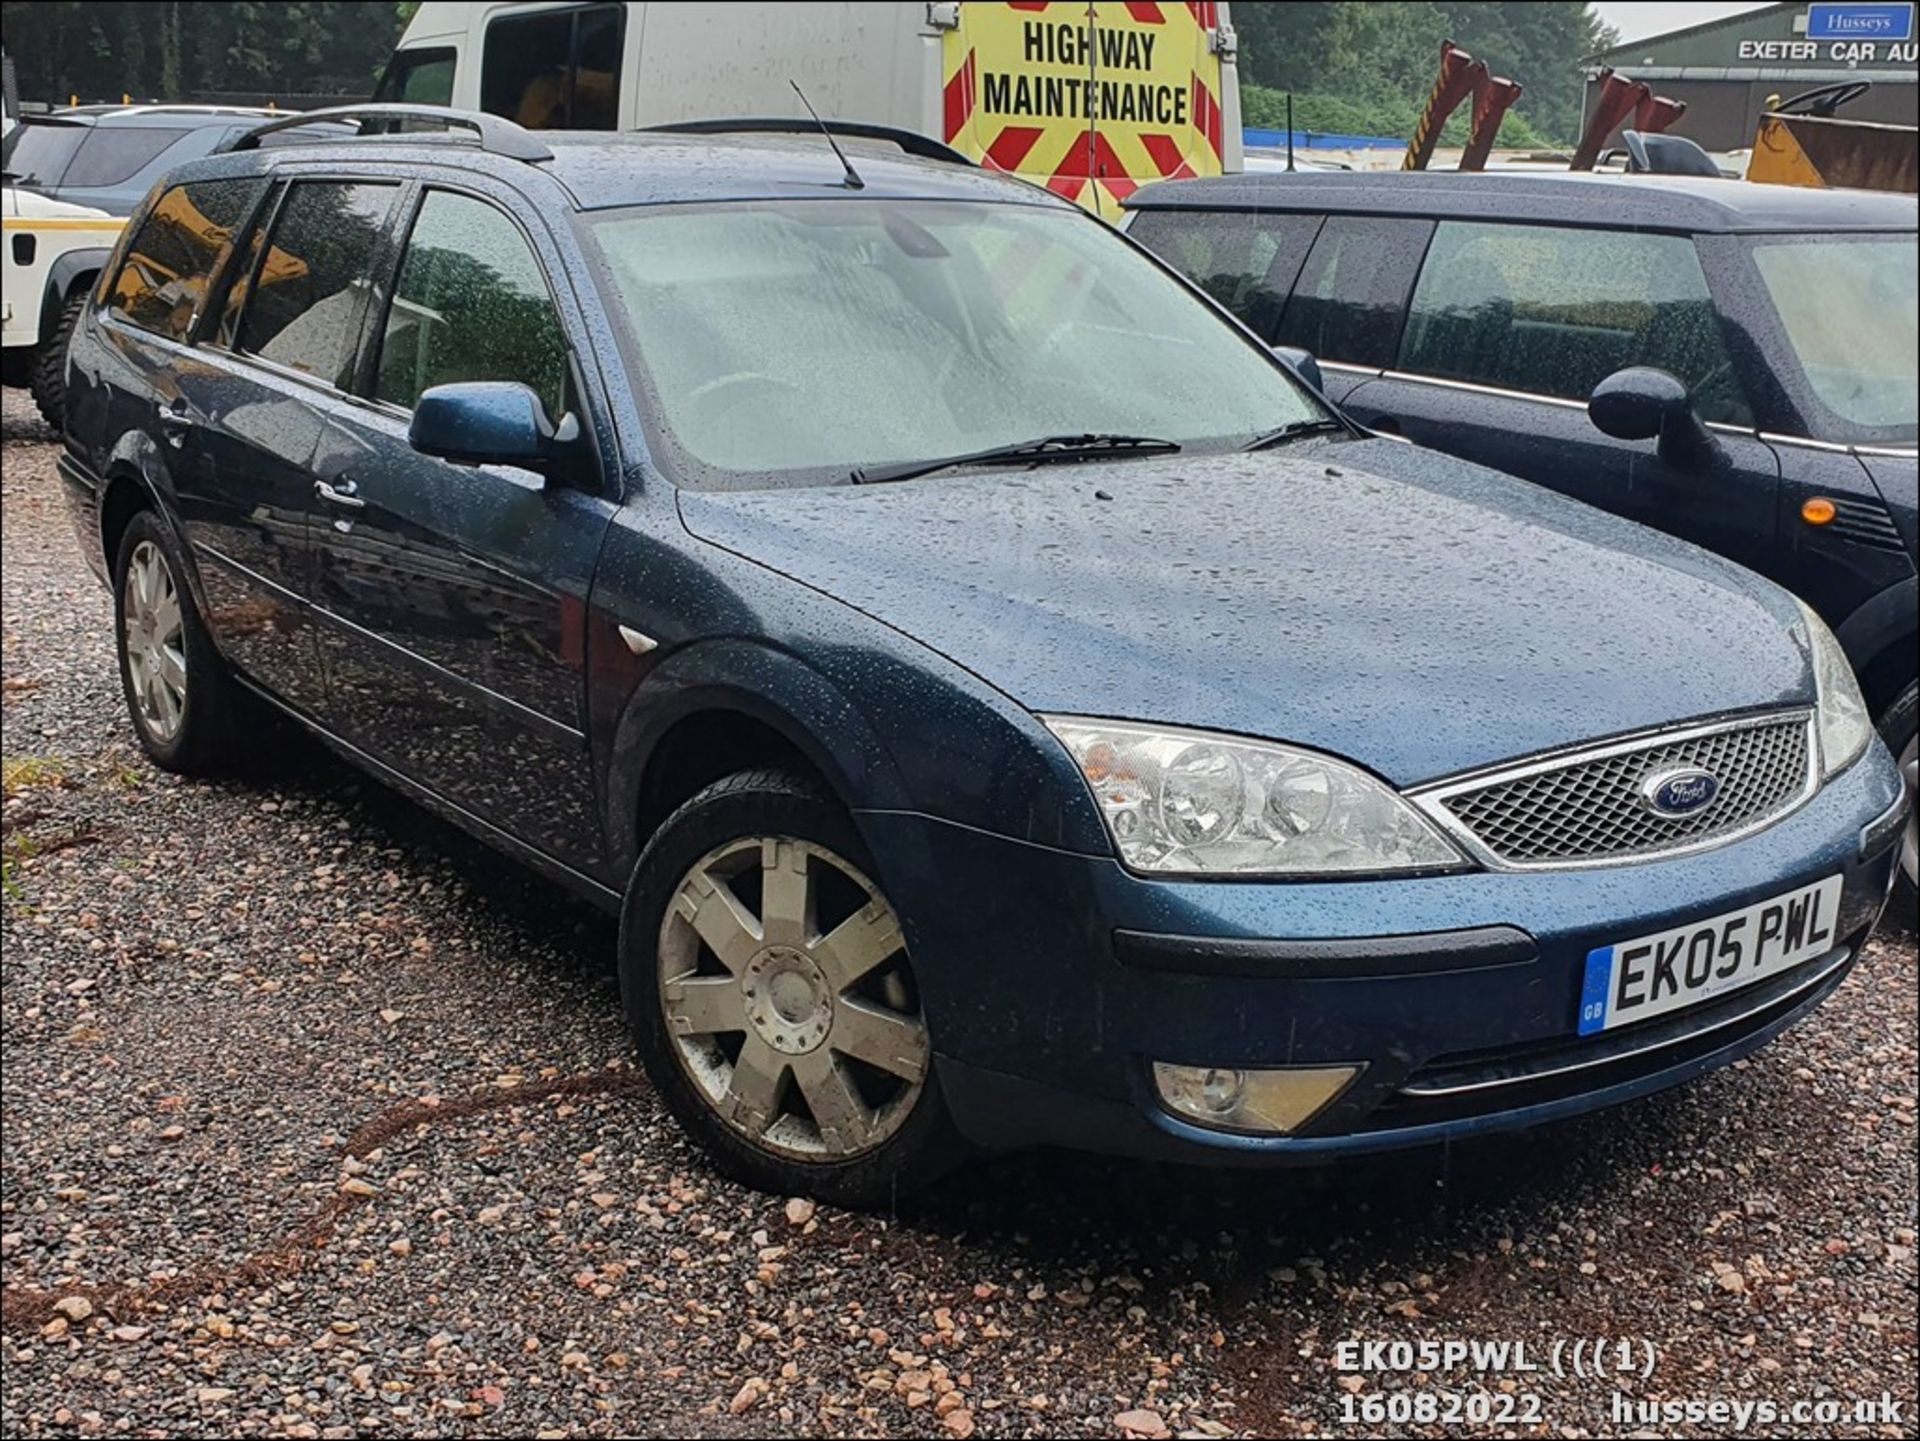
[1401,221,1751,424]
[62,127,190,188]
[106,177,263,343]
[1275,216,1432,368]
[0,121,86,188]
[1126,209,1321,340]
[235,181,399,388]
[482,2,624,129]
[374,190,569,416]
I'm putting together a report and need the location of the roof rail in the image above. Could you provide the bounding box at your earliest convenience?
[641,117,973,168]
[226,104,553,163]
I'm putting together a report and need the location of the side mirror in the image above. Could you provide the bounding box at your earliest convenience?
[1271,344,1323,393]
[1588,366,1723,470]
[408,381,575,473]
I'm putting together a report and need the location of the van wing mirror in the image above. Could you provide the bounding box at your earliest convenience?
[1589,366,1723,470]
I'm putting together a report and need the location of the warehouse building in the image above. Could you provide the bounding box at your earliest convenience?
[1583,1,1918,151]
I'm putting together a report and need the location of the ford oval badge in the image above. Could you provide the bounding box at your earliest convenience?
[1641,767,1720,818]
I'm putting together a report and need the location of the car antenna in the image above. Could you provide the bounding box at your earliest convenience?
[790,80,864,190]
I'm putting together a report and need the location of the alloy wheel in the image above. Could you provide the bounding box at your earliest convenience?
[658,836,930,1161]
[123,540,186,744]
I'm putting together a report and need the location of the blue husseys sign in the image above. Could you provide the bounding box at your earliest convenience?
[1807,3,1915,40]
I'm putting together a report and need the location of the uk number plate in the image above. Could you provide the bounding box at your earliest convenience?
[1577,876,1843,1036]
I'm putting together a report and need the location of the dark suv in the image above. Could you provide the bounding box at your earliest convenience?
[57,108,1906,1204]
[2,106,293,215]
[1122,172,1918,899]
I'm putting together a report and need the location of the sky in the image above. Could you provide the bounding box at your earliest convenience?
[1592,2,1774,44]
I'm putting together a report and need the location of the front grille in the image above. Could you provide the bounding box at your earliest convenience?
[1424,713,1813,867]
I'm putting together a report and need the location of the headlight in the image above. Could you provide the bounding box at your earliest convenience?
[1043,717,1468,877]
[1796,600,1871,778]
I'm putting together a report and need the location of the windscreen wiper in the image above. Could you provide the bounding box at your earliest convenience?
[853,433,1179,486]
[1242,417,1349,452]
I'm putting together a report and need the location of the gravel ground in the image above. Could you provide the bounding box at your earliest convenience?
[2,385,1915,1439]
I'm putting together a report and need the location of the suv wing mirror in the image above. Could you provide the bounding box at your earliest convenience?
[1271,344,1323,393]
[1588,366,1724,471]
[408,381,576,476]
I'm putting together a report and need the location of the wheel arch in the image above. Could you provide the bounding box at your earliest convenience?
[603,638,910,880]
[1835,577,1918,718]
[39,247,112,343]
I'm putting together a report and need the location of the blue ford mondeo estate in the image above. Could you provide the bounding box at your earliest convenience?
[56,107,1908,1203]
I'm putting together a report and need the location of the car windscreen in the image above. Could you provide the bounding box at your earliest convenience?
[583,198,1326,489]
[1748,232,1917,446]
[0,120,87,188]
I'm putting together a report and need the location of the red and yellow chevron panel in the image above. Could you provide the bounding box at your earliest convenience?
[942,1,1227,217]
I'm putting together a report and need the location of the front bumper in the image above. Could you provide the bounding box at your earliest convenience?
[857,743,1905,1164]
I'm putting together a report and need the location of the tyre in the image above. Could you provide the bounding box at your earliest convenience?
[29,291,86,432]
[1878,682,1917,921]
[619,769,962,1206]
[112,510,243,774]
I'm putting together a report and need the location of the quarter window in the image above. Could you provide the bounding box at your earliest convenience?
[1400,221,1751,424]
[234,181,399,388]
[1274,216,1432,368]
[1126,210,1322,340]
[374,190,569,417]
[373,45,456,107]
[481,3,624,130]
[106,178,263,343]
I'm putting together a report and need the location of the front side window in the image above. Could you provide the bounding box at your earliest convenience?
[234,181,399,388]
[1126,209,1322,340]
[61,127,190,188]
[375,190,569,416]
[586,198,1326,489]
[482,3,624,130]
[106,178,263,342]
[1749,234,1915,443]
[1274,216,1432,368]
[1401,221,1751,424]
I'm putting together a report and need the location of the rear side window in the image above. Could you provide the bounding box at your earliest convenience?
[107,178,263,343]
[61,127,190,188]
[235,181,400,388]
[374,191,569,417]
[1127,209,1321,340]
[1,122,87,188]
[1401,221,1750,424]
[482,2,624,129]
[1275,216,1432,368]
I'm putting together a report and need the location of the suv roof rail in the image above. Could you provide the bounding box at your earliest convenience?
[226,104,553,163]
[641,117,973,168]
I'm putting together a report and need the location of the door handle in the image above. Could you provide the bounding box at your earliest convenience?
[156,401,191,446]
[314,478,366,510]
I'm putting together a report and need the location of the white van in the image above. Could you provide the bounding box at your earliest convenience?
[375,1,1242,215]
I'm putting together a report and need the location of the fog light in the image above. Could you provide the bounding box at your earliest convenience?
[1153,1061,1362,1135]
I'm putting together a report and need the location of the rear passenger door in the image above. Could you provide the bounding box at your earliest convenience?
[304,184,616,874]
[1340,221,1781,577]
[179,177,403,713]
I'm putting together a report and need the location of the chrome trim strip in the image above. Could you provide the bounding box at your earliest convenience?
[1406,709,1819,872]
[1379,369,1586,411]
[1854,444,1919,458]
[1401,946,1851,1097]
[1762,431,1854,454]
[1320,360,1379,377]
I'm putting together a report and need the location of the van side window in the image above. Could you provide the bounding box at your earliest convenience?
[373,46,456,107]
[1126,210,1322,340]
[235,182,399,389]
[482,3,625,130]
[1401,221,1752,424]
[1274,216,1432,368]
[106,177,264,343]
[373,191,569,418]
